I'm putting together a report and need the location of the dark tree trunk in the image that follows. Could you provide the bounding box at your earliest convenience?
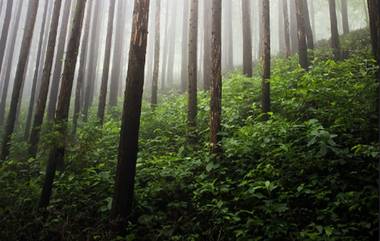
[303,0,314,49]
[242,0,253,77]
[72,0,92,135]
[0,0,23,127]
[0,0,13,76]
[341,0,349,34]
[39,0,87,208]
[289,0,298,54]
[110,0,150,224]
[47,0,72,121]
[180,0,190,93]
[25,0,49,140]
[0,0,39,161]
[295,0,309,70]
[210,0,222,154]
[151,0,161,107]
[261,0,270,119]
[283,0,291,57]
[29,0,64,158]
[328,0,341,60]
[188,0,198,130]
[97,0,117,124]
[203,0,212,90]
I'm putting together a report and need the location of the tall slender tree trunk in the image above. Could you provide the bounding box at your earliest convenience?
[309,0,316,40]
[341,0,349,34]
[0,0,23,127]
[210,0,222,154]
[188,0,198,130]
[110,0,150,225]
[166,0,178,89]
[160,0,170,91]
[151,0,161,107]
[25,0,49,140]
[0,0,13,76]
[328,0,341,60]
[0,0,40,161]
[289,0,298,54]
[278,1,286,55]
[203,0,212,90]
[97,0,116,124]
[39,0,87,208]
[242,0,253,77]
[295,0,309,70]
[261,0,270,119]
[180,0,189,93]
[223,0,233,72]
[47,0,72,121]
[283,0,291,57]
[29,0,64,158]
[303,0,314,49]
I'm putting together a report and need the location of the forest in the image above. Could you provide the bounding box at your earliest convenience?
[0,0,379,240]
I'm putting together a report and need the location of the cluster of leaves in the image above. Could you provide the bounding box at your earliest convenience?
[0,29,379,240]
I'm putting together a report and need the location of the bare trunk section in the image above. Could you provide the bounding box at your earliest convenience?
[223,0,233,72]
[0,0,13,77]
[261,0,270,119]
[160,0,170,91]
[295,0,309,70]
[341,0,349,34]
[180,0,189,93]
[97,0,117,124]
[188,0,198,130]
[203,0,212,90]
[328,0,341,60]
[110,0,150,225]
[151,0,161,107]
[0,0,40,161]
[242,0,253,77]
[283,0,291,57]
[303,0,314,49]
[289,0,298,54]
[39,0,87,208]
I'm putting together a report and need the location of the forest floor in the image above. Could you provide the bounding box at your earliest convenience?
[0,29,378,241]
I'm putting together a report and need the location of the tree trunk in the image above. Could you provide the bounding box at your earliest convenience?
[97,0,117,124]
[180,0,189,93]
[303,0,314,49]
[0,0,40,161]
[341,0,349,34]
[283,0,291,57]
[166,0,178,89]
[47,0,72,121]
[210,0,222,154]
[309,0,316,40]
[151,0,161,107]
[25,0,49,140]
[0,0,13,77]
[242,0,253,77]
[29,0,64,158]
[160,0,170,91]
[328,0,341,60]
[289,0,298,54]
[203,0,212,90]
[261,0,270,119]
[223,0,233,72]
[0,0,23,127]
[295,0,309,70]
[110,0,150,224]
[188,0,198,130]
[39,0,87,208]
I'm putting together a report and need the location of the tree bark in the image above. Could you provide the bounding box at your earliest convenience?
[160,0,170,91]
[110,0,150,224]
[261,0,270,120]
[203,0,212,90]
[295,0,309,70]
[166,1,178,89]
[341,0,349,34]
[97,0,117,124]
[0,0,13,77]
[188,0,198,130]
[39,0,87,208]
[303,0,314,49]
[46,0,72,121]
[29,0,64,158]
[289,0,298,54]
[242,0,253,77]
[328,0,341,60]
[151,0,161,107]
[0,0,40,161]
[283,0,291,57]
[180,0,190,93]
[25,0,49,140]
[210,0,222,154]
[223,0,233,72]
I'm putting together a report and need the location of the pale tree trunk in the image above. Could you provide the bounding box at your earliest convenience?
[151,0,161,107]
[160,0,170,91]
[289,0,298,54]
[242,0,253,77]
[261,0,270,120]
[283,0,291,57]
[180,0,189,93]
[0,0,14,77]
[166,0,178,89]
[203,0,212,90]
[341,0,349,34]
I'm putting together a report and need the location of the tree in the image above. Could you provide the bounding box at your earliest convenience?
[166,0,178,89]
[203,0,212,89]
[295,0,309,70]
[180,0,190,93]
[261,0,270,119]
[282,0,291,57]
[110,0,150,223]
[210,0,222,154]
[0,0,40,161]
[97,0,117,124]
[289,0,298,54]
[0,0,14,77]
[46,0,72,121]
[160,0,170,91]
[328,0,341,60]
[39,0,87,208]
[188,0,199,131]
[151,0,161,107]
[242,0,253,77]
[25,0,50,139]
[303,0,314,49]
[222,0,233,72]
[341,0,349,34]
[29,0,64,158]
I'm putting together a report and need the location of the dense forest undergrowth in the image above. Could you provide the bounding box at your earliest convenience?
[0,29,379,241]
